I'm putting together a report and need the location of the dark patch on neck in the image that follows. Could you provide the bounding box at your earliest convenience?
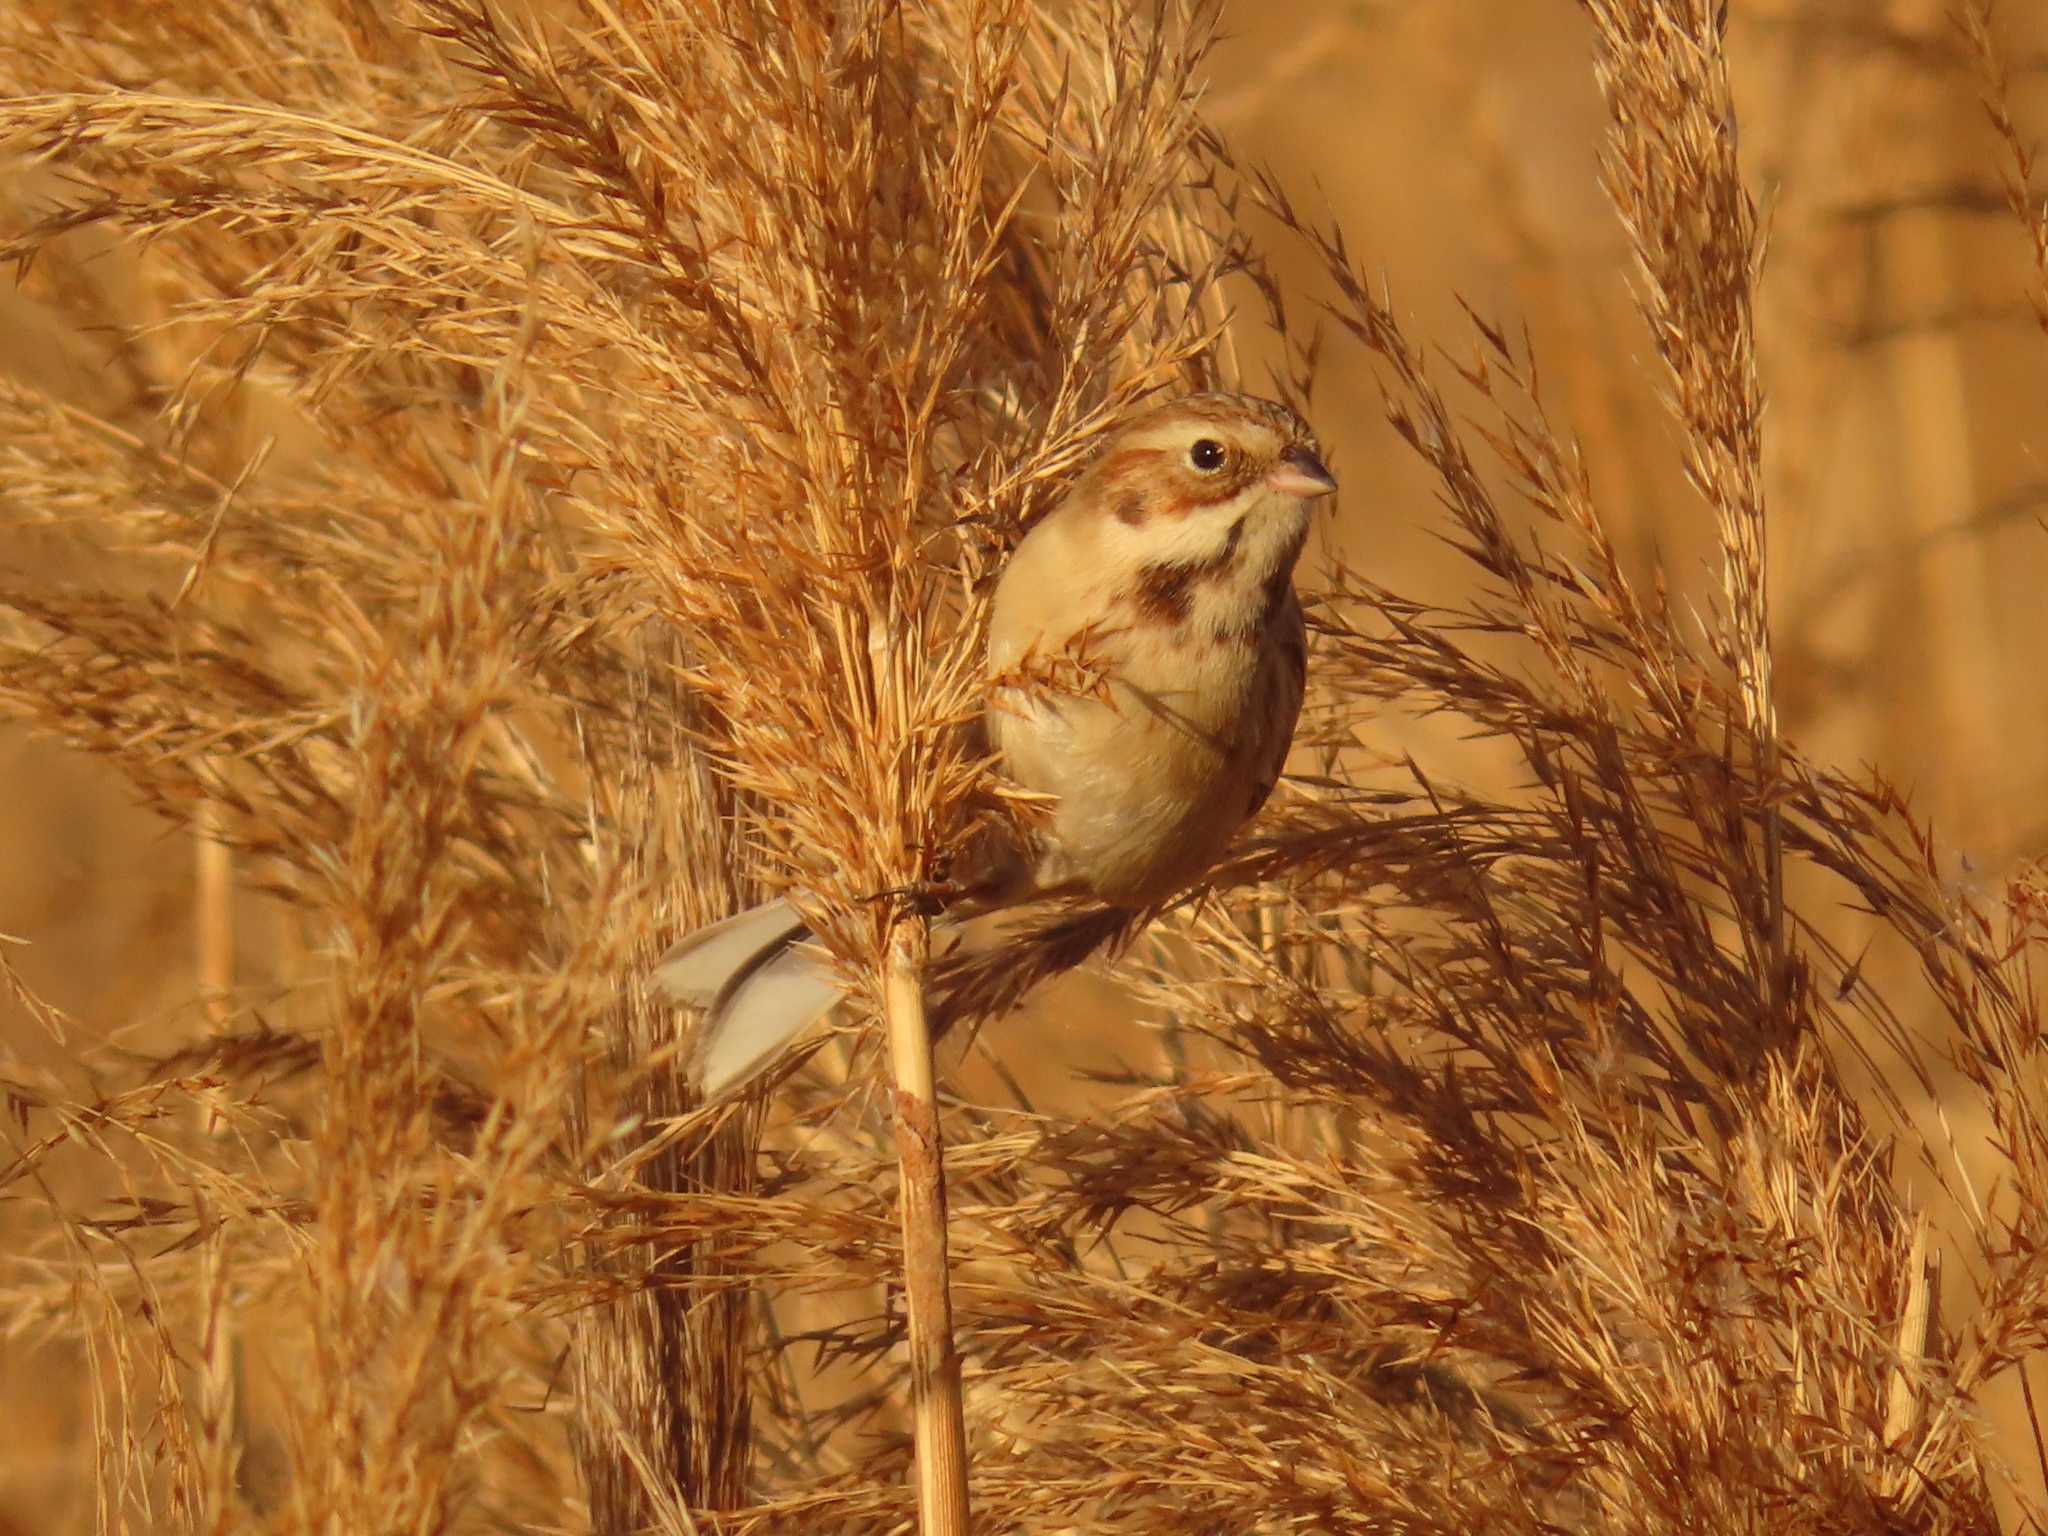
[1115,488,1149,526]
[1255,525,1308,626]
[1257,562,1292,626]
[1130,526,1248,628]
[1132,561,1200,625]
[1201,547,1300,647]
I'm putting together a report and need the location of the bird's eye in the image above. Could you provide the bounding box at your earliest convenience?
[1188,438,1227,472]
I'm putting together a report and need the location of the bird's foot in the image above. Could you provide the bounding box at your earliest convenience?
[859,878,963,918]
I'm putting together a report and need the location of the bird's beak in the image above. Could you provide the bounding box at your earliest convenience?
[1268,445,1338,500]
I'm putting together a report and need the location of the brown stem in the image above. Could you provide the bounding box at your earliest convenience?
[196,807,235,1030]
[194,809,249,1506]
[883,920,970,1535]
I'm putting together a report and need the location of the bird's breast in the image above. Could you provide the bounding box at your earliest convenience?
[983,494,1307,907]
[988,598,1298,907]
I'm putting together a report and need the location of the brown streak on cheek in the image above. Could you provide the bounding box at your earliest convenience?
[1092,450,1165,524]
[1171,466,1254,519]
[1097,449,1154,485]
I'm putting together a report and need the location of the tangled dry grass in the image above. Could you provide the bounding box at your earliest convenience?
[2,0,2046,1531]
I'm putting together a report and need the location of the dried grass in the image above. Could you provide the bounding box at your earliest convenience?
[0,1,2045,1532]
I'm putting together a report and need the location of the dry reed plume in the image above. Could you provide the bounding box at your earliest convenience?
[1,0,2046,1531]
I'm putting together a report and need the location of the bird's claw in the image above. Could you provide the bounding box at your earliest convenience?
[859,878,961,918]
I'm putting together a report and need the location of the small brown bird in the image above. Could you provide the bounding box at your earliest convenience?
[657,392,1336,1095]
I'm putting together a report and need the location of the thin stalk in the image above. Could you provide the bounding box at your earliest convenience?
[882,919,970,1535]
[196,808,235,1032]
[193,809,248,1510]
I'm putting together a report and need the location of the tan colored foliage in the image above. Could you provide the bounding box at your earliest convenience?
[1,0,2046,1531]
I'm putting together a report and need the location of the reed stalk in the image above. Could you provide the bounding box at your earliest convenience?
[883,920,971,1536]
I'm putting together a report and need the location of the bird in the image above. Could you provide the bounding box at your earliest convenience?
[656,392,1337,1097]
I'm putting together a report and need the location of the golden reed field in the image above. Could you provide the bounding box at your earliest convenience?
[3,1,2048,1531]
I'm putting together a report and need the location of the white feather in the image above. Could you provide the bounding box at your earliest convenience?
[651,898,847,1098]
[651,897,808,1006]
[692,939,845,1097]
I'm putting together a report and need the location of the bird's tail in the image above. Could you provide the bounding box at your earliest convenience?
[652,898,845,1098]
[656,896,1129,1099]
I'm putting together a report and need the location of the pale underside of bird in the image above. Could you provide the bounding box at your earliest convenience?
[657,392,1338,1097]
